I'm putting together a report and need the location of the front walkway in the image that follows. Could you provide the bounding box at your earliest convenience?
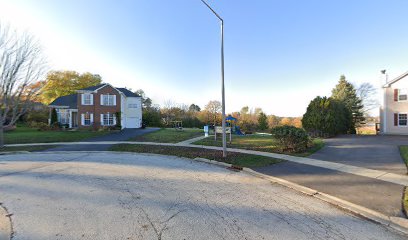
[45,128,160,151]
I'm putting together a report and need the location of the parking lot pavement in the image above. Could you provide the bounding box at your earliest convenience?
[310,135,408,175]
[0,152,406,240]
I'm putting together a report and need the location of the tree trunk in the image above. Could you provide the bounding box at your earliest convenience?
[0,125,4,149]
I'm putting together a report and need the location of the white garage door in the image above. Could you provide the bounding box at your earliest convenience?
[125,117,140,128]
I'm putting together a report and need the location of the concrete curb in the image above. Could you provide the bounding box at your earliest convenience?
[0,205,11,240]
[240,167,408,235]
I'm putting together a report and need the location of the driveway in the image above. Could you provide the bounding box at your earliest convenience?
[310,135,408,175]
[46,128,159,151]
[0,152,405,239]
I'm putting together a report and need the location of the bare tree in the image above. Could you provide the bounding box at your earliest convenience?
[0,24,46,147]
[357,82,379,115]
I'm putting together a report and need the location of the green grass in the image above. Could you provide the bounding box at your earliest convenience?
[4,125,110,144]
[192,134,324,156]
[399,146,408,170]
[0,145,56,152]
[129,128,203,143]
[398,146,408,217]
[109,144,283,168]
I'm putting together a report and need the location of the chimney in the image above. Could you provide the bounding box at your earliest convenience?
[380,69,388,85]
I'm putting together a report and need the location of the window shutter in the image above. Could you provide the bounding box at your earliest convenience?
[394,89,399,101]
[90,94,94,105]
[81,94,84,105]
[100,94,104,106]
[100,114,104,126]
[113,114,117,125]
[394,113,398,126]
[113,95,117,106]
[90,114,94,124]
[81,114,85,125]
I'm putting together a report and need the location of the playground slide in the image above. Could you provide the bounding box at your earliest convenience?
[235,126,244,135]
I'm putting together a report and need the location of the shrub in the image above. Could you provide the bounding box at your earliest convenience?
[25,110,49,124]
[271,125,310,153]
[302,96,352,137]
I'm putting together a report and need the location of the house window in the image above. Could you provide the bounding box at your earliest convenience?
[399,114,407,126]
[102,113,115,126]
[128,104,138,108]
[57,110,69,124]
[82,94,93,105]
[102,95,115,106]
[398,89,408,101]
[84,113,91,126]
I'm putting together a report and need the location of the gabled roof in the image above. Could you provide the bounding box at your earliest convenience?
[79,84,107,91]
[49,94,77,109]
[383,71,408,87]
[117,88,140,97]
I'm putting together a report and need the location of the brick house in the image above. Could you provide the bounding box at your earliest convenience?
[48,84,142,129]
[380,71,408,135]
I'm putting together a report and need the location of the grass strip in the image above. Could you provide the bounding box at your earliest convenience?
[110,144,284,168]
[129,128,203,143]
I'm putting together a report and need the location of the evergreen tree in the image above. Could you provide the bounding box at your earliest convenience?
[51,108,58,125]
[331,75,364,133]
[257,112,268,131]
[302,96,351,136]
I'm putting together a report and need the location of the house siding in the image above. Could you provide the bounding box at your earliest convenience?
[381,79,408,135]
[77,85,121,129]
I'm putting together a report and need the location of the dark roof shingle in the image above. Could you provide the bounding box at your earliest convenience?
[49,94,78,109]
[117,88,140,97]
[79,84,107,91]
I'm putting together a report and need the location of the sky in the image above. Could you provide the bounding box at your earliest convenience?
[0,0,407,117]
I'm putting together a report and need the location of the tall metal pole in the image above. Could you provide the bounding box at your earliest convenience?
[201,0,227,157]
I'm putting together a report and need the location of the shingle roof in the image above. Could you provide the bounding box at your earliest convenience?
[117,88,140,97]
[79,84,107,91]
[383,71,408,87]
[49,94,78,109]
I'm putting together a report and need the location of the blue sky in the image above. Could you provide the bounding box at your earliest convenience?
[1,0,407,116]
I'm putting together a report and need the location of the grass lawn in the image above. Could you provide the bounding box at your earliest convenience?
[109,144,283,168]
[192,134,324,157]
[398,146,408,217]
[4,125,111,144]
[129,128,203,143]
[0,145,56,152]
[399,146,408,169]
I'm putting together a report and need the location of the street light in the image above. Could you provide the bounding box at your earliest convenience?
[201,0,227,157]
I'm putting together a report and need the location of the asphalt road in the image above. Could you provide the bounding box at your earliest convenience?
[0,152,406,240]
[45,128,160,151]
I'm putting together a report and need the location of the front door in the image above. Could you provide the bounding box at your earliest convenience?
[72,112,78,128]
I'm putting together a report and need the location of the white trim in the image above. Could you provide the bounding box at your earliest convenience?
[397,89,408,102]
[81,93,93,105]
[398,113,408,127]
[383,88,387,133]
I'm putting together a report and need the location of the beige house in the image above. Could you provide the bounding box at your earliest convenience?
[380,72,408,135]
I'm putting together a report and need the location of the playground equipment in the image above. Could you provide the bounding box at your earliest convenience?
[235,126,244,135]
[225,115,244,135]
[171,120,183,130]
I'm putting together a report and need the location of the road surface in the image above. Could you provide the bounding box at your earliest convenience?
[0,152,405,240]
